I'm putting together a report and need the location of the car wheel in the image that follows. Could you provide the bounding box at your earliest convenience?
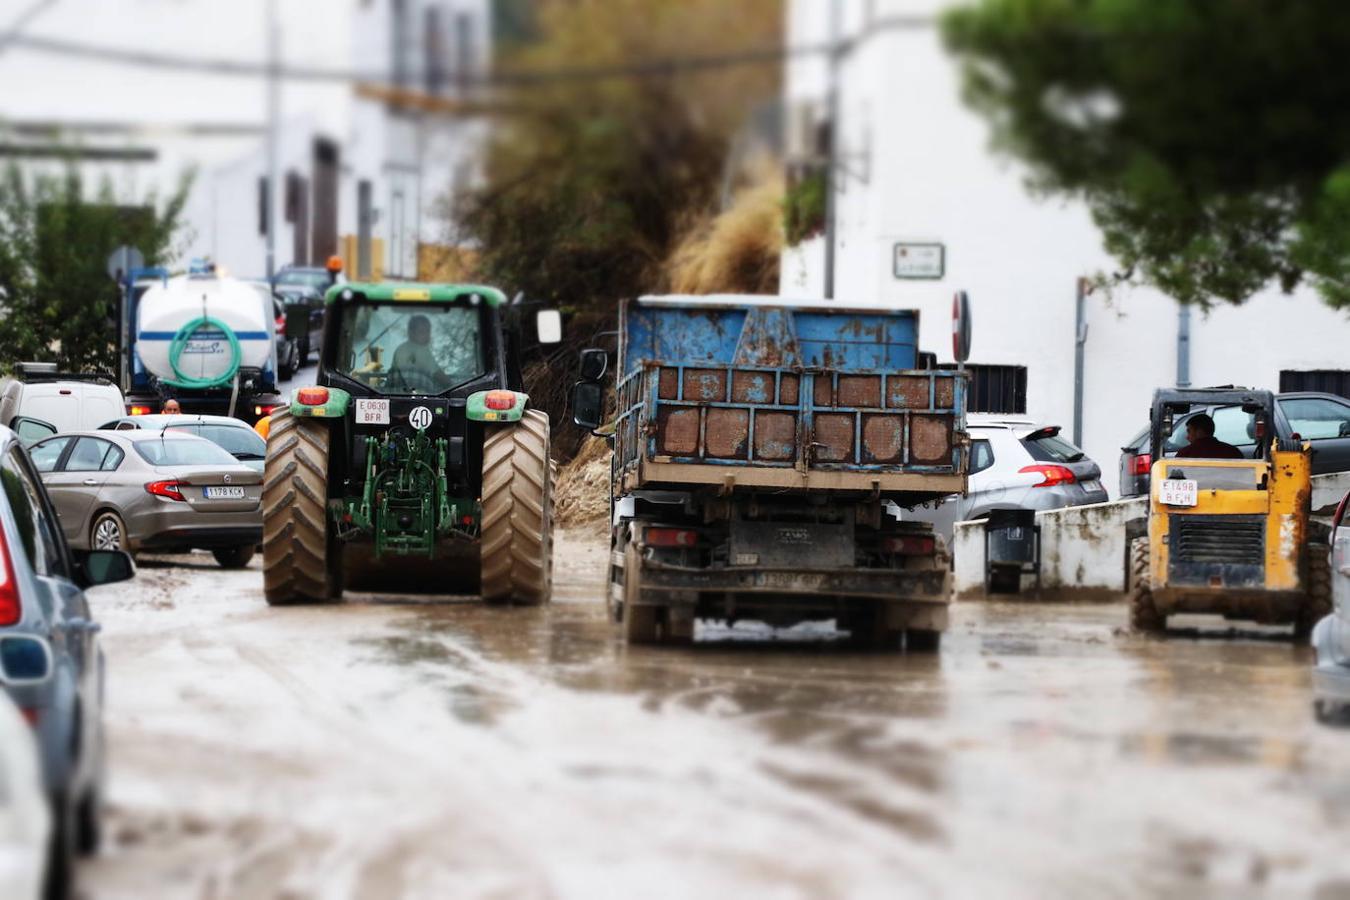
[212,545,255,569]
[299,335,310,365]
[90,511,127,552]
[44,794,77,900]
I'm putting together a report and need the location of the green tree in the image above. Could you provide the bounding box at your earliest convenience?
[942,0,1350,307]
[0,164,192,373]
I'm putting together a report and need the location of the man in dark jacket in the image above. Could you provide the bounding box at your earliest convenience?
[1176,413,1244,459]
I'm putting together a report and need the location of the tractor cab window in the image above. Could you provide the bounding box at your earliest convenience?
[334,303,485,395]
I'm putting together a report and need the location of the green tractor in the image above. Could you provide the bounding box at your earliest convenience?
[261,282,562,605]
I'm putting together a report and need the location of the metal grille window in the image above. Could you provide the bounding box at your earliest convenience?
[1280,370,1350,400]
[941,364,1027,414]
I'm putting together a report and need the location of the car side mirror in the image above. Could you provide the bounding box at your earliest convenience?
[572,381,604,431]
[12,416,57,444]
[0,635,53,685]
[579,348,608,381]
[1340,421,1350,438]
[75,549,135,588]
[535,309,563,345]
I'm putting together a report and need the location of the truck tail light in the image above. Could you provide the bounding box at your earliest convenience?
[1130,453,1152,476]
[0,522,20,626]
[1020,464,1077,487]
[128,404,153,416]
[883,535,935,556]
[145,480,186,501]
[296,387,329,406]
[485,390,516,411]
[645,528,698,547]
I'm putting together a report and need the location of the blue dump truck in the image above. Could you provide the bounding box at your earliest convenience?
[571,294,969,649]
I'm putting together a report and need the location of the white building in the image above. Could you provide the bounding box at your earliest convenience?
[783,0,1350,494]
[0,0,490,281]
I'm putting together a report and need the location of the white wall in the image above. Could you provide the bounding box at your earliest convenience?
[785,0,1350,494]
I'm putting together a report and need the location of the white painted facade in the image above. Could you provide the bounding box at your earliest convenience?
[0,0,489,281]
[783,0,1350,495]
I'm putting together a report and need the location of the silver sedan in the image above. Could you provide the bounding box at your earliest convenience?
[28,430,262,568]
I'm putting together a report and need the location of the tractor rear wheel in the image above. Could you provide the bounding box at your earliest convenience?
[262,408,339,605]
[1296,544,1332,640]
[480,409,553,604]
[1129,537,1165,634]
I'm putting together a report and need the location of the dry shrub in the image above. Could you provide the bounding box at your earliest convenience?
[667,172,785,294]
[554,436,612,532]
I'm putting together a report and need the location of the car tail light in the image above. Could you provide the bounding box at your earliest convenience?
[645,528,698,547]
[145,480,186,501]
[254,404,280,417]
[485,390,516,411]
[128,404,153,416]
[19,707,38,727]
[275,314,286,331]
[0,521,20,627]
[296,387,329,406]
[1130,453,1152,476]
[1020,464,1077,487]
[883,535,936,556]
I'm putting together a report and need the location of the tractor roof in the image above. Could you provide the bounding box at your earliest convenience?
[325,282,507,306]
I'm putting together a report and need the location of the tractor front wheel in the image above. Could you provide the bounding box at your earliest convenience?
[1129,537,1165,634]
[1297,544,1332,640]
[262,408,340,605]
[480,409,554,605]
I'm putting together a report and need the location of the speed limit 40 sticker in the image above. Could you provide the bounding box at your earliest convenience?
[409,406,433,430]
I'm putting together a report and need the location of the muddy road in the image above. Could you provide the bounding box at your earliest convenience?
[79,529,1350,899]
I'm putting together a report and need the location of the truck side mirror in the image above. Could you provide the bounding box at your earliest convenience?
[579,348,608,381]
[535,309,563,345]
[572,381,604,430]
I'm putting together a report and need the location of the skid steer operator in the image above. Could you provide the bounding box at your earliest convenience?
[1176,413,1244,460]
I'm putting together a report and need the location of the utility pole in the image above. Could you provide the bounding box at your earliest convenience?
[1176,305,1192,387]
[1072,277,1089,447]
[264,0,280,280]
[822,0,842,300]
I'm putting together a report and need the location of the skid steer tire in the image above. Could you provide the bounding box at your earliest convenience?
[262,408,338,605]
[1296,544,1332,640]
[480,409,553,605]
[1129,537,1165,634]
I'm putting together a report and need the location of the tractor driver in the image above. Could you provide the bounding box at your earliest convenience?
[390,314,448,390]
[1176,413,1244,460]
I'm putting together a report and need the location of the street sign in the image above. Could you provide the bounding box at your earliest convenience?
[893,242,945,280]
[952,290,972,364]
[106,245,145,282]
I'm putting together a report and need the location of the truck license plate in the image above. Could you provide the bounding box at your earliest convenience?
[1159,479,1198,507]
[355,398,390,425]
[204,486,246,500]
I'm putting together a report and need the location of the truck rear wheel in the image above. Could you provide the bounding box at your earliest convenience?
[621,542,660,644]
[480,409,553,605]
[262,408,339,605]
[1128,537,1164,633]
[1297,544,1332,640]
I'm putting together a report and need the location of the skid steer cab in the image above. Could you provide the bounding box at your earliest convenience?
[1129,388,1330,637]
[260,282,563,607]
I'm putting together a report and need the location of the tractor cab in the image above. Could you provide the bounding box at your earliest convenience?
[1130,388,1329,636]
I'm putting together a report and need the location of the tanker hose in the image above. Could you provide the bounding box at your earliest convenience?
[163,316,242,390]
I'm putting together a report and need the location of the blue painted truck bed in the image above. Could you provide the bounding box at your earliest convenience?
[614,295,967,500]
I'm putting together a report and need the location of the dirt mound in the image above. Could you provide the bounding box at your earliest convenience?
[555,437,612,532]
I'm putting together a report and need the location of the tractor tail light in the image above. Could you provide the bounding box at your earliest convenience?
[484,390,516,411]
[1130,453,1152,476]
[645,528,698,547]
[145,480,186,501]
[883,535,936,556]
[296,387,329,406]
[128,404,153,416]
[0,520,20,626]
[1020,464,1077,487]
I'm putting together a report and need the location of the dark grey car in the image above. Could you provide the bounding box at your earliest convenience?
[0,424,134,897]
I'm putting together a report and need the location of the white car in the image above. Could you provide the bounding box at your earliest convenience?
[1313,491,1350,723]
[0,364,126,444]
[0,691,51,900]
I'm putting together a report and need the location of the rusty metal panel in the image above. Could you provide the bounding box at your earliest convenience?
[753,411,797,461]
[888,376,931,409]
[861,414,904,463]
[731,371,775,404]
[838,374,881,409]
[705,408,750,458]
[658,367,679,400]
[909,414,953,464]
[934,376,954,409]
[682,369,727,402]
[779,373,799,406]
[813,413,854,462]
[814,377,834,408]
[657,407,700,456]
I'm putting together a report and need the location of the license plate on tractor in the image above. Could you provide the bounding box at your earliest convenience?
[203,486,246,500]
[1160,479,1199,507]
[355,398,390,425]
